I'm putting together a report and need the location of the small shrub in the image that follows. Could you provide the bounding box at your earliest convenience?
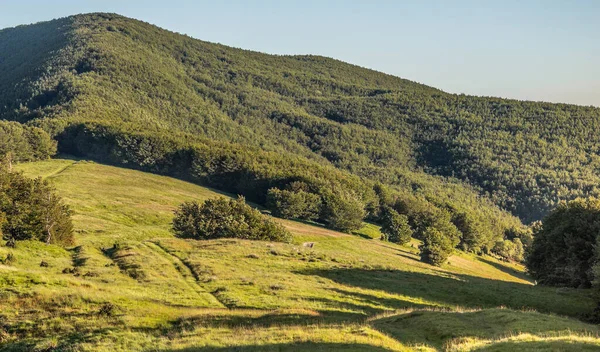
[98,303,117,317]
[4,237,15,248]
[62,267,80,276]
[40,260,49,267]
[1,253,14,265]
[172,196,292,243]
[269,284,285,291]
[246,253,260,259]
[0,169,73,246]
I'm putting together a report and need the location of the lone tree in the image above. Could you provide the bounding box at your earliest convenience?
[0,167,73,246]
[173,196,292,243]
[380,208,412,245]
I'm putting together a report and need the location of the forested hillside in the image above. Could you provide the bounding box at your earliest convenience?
[3,13,600,249]
[4,12,600,351]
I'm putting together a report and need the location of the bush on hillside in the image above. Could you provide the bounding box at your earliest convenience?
[380,208,412,245]
[172,196,292,243]
[0,167,73,246]
[526,198,600,288]
[419,227,453,266]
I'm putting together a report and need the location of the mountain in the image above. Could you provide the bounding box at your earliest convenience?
[3,13,600,242]
[2,13,600,351]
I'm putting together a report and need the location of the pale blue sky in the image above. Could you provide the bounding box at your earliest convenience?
[1,0,599,106]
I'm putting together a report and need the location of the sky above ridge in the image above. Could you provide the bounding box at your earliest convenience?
[1,0,599,106]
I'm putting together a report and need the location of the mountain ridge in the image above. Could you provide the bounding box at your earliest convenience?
[3,13,600,229]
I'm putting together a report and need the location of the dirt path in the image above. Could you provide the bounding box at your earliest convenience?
[143,241,226,308]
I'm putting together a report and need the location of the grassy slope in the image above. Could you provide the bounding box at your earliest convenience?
[0,159,597,351]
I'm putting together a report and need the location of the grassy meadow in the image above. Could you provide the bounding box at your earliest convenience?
[0,158,598,351]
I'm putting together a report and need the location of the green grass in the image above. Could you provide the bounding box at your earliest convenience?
[0,158,598,351]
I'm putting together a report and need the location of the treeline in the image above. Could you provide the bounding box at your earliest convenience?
[0,120,56,163]
[58,122,527,264]
[0,14,543,264]
[58,122,378,233]
[0,121,67,247]
[5,14,600,228]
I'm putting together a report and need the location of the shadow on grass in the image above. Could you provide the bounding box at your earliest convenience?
[1,327,121,352]
[474,339,600,351]
[157,342,393,351]
[298,268,594,318]
[371,308,599,350]
[131,309,365,340]
[368,241,420,260]
[352,231,373,240]
[476,256,532,283]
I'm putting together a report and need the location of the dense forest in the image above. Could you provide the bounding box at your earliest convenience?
[3,13,600,262]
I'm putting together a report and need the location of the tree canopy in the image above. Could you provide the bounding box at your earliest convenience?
[527,198,600,288]
[0,167,73,246]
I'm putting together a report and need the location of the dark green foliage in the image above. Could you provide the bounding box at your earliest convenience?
[526,198,600,288]
[419,227,453,266]
[0,121,56,163]
[0,13,538,251]
[172,196,292,243]
[492,239,524,262]
[453,212,491,254]
[0,168,73,246]
[380,208,412,245]
[0,17,73,122]
[97,302,118,317]
[2,13,600,227]
[266,187,321,220]
[320,191,366,232]
[58,122,376,228]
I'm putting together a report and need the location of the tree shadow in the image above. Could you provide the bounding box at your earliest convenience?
[352,231,373,240]
[476,256,532,283]
[157,342,394,351]
[473,339,600,351]
[132,308,365,339]
[371,308,599,350]
[368,241,420,262]
[1,326,121,352]
[298,268,594,318]
[328,287,431,313]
